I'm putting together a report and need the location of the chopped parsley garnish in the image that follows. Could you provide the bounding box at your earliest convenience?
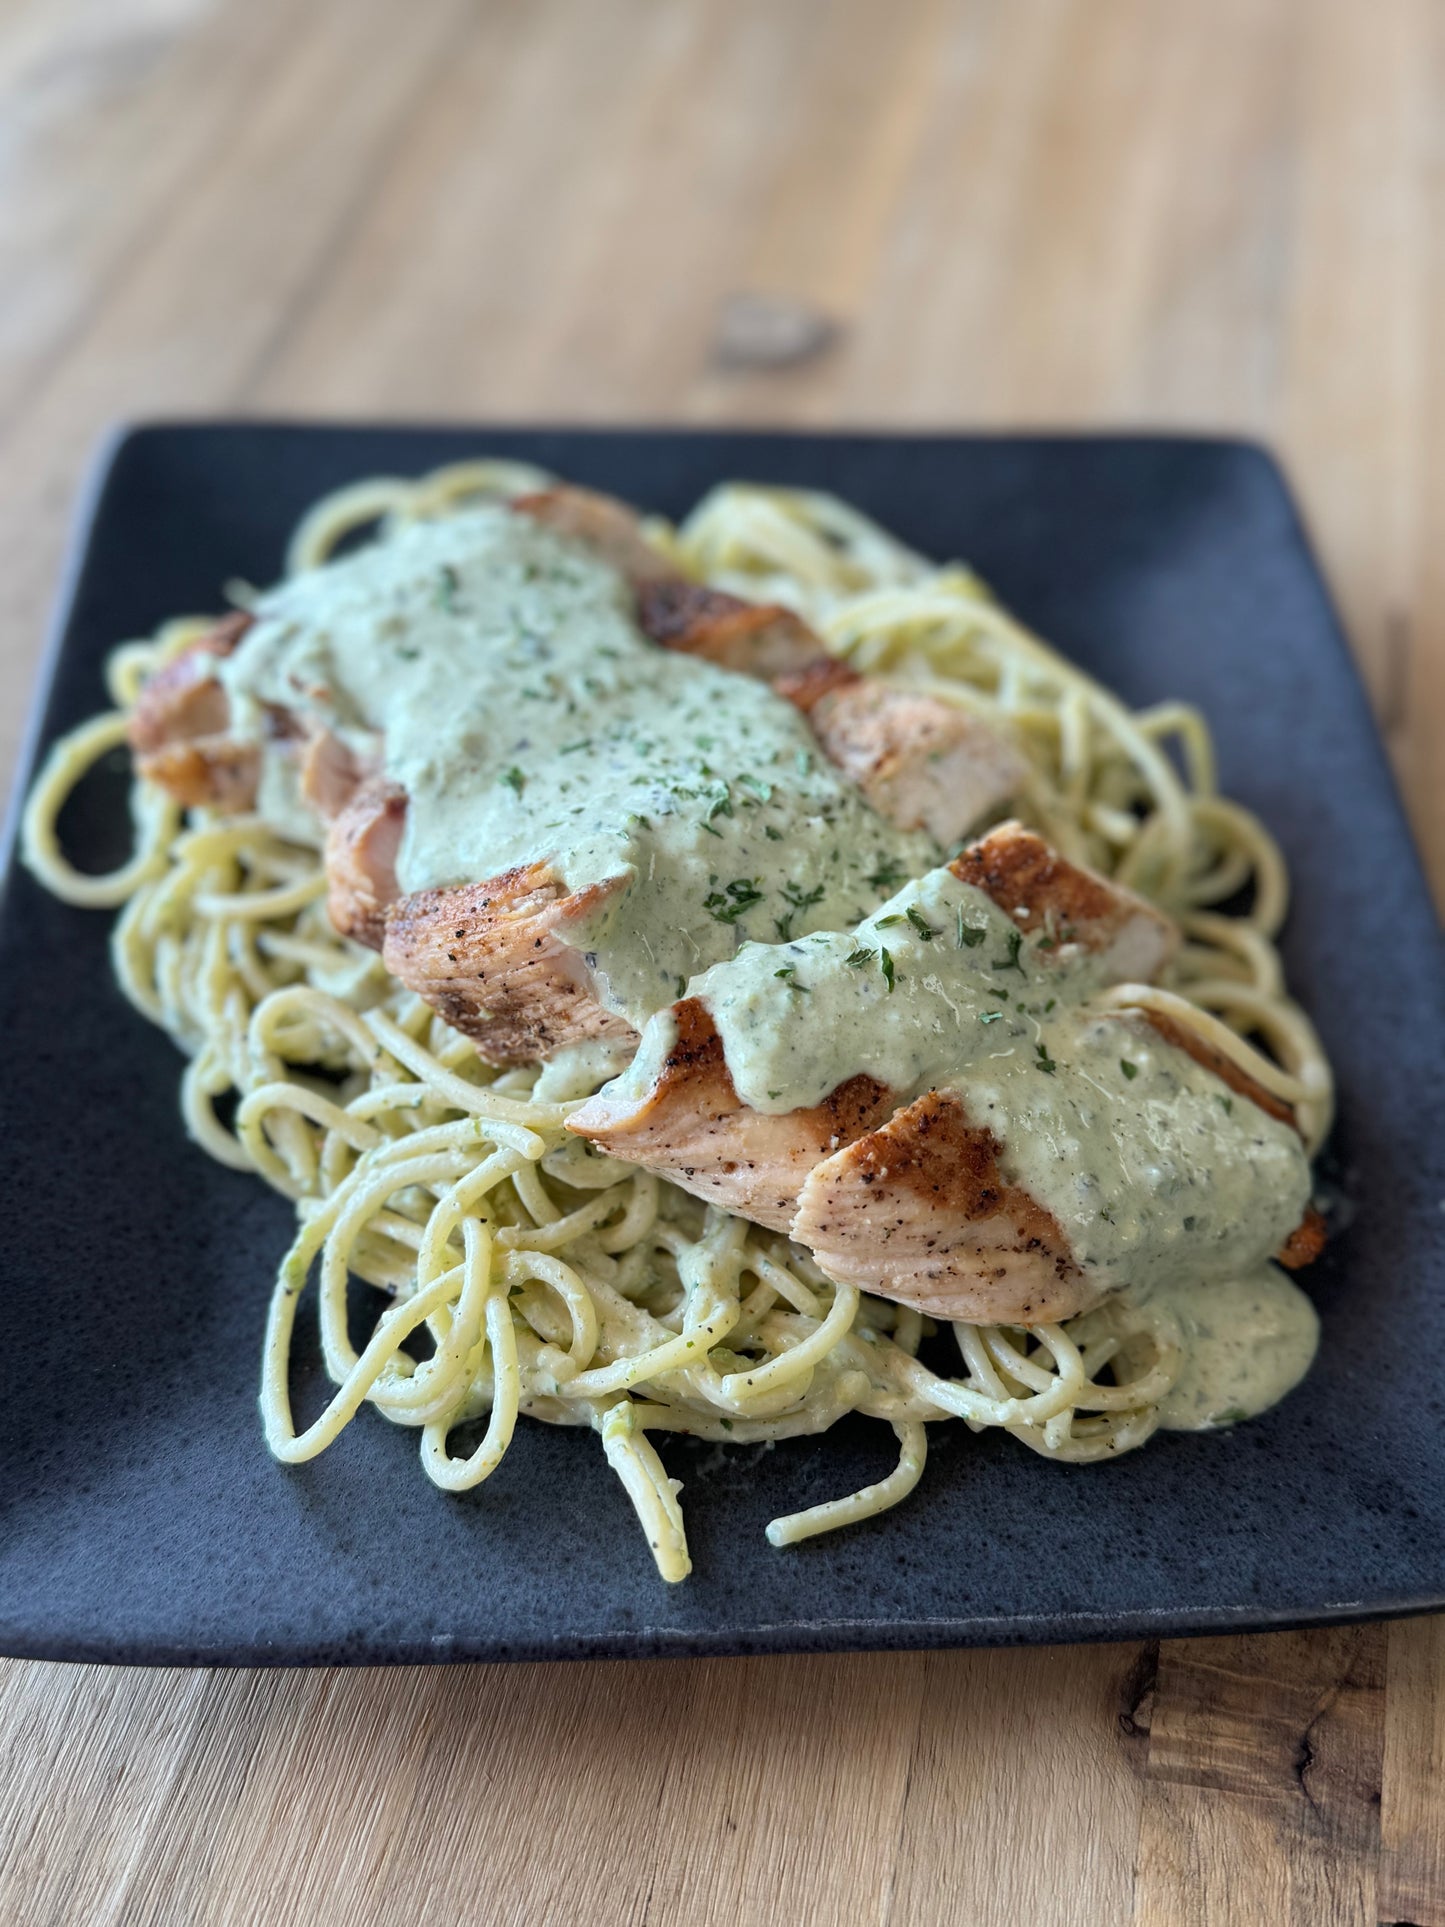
[763,825,783,842]
[1099,1205,1115,1223]
[1216,1094,1234,1115]
[1120,1058,1138,1080]
[1035,1042,1057,1074]
[738,774,774,802]
[905,907,938,941]
[795,749,813,775]
[499,766,525,795]
[395,645,420,661]
[1183,1215,1197,1231]
[703,879,764,923]
[878,947,896,993]
[773,966,810,993]
[874,914,904,928]
[844,947,875,969]
[700,779,734,823]
[866,859,908,891]
[956,909,985,948]
[979,1010,1003,1025]
[781,882,825,912]
[560,738,592,754]
[992,928,1025,974]
[435,564,460,610]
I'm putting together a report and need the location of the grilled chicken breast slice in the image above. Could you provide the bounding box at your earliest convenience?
[128,612,257,806]
[563,998,896,1231]
[949,819,1176,982]
[791,1090,1089,1324]
[381,863,638,1063]
[777,663,1030,846]
[325,778,408,948]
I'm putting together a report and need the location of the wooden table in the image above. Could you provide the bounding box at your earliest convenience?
[1,2,1440,1920]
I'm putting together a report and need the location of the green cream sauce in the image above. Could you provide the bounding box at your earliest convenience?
[683,866,1312,1298]
[220,507,936,1027]
[1142,1268,1320,1429]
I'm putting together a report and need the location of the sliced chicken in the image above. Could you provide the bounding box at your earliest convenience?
[128,612,256,805]
[1105,1006,1295,1128]
[1099,1004,1327,1270]
[569,823,1320,1322]
[380,861,638,1063]
[130,490,1024,853]
[134,736,259,812]
[569,823,1174,1190]
[521,486,1026,845]
[301,728,379,822]
[322,780,636,1063]
[325,778,408,949]
[792,1090,1088,1324]
[777,663,1030,846]
[632,578,822,679]
[511,485,678,585]
[564,998,896,1230]
[949,819,1176,982]
[789,1071,1321,1323]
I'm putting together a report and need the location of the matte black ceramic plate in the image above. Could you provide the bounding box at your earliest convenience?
[3,424,1442,1667]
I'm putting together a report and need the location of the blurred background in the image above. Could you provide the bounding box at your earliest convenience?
[2,0,1438,895]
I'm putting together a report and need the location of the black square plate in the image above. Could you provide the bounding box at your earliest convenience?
[3,424,1442,1666]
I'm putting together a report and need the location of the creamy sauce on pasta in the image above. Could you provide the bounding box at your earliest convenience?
[220,506,936,1027]
[1144,1268,1320,1429]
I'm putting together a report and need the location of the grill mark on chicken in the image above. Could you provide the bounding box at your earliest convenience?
[511,485,676,583]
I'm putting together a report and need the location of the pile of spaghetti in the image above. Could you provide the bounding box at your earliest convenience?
[22,462,1332,1581]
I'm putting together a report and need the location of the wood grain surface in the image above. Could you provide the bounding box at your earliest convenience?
[0,1,1440,1921]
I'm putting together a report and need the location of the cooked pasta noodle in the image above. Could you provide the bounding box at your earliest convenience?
[21,462,1331,1582]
